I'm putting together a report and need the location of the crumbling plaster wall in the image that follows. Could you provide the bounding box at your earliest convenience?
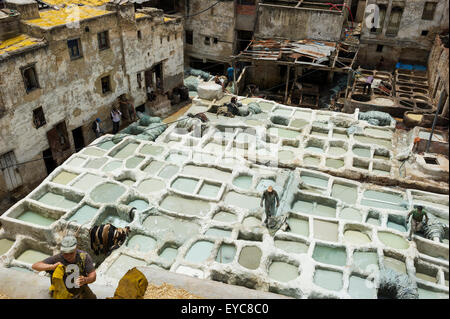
[255,5,346,41]
[184,0,235,63]
[427,35,449,117]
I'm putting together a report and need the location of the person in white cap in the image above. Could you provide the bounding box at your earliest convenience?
[32,235,97,299]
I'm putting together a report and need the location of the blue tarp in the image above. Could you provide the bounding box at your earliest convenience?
[395,63,427,71]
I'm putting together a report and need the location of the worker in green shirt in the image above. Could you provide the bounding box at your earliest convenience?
[406,205,429,241]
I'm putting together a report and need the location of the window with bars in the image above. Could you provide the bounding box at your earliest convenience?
[21,64,40,93]
[67,38,82,59]
[422,2,437,20]
[98,31,109,50]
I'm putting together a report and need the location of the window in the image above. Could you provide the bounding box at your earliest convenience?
[204,36,210,45]
[386,7,403,37]
[33,107,46,128]
[422,2,437,20]
[67,38,82,59]
[101,76,111,94]
[376,45,384,52]
[421,30,429,36]
[21,64,39,93]
[137,30,142,40]
[213,37,218,44]
[185,30,193,45]
[97,31,109,50]
[167,36,170,42]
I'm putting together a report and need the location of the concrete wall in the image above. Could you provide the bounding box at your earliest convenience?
[184,0,235,63]
[255,3,347,41]
[0,5,184,201]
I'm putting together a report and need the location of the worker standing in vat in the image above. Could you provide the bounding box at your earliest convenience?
[260,186,280,227]
[406,205,429,241]
[363,75,374,95]
[32,235,97,299]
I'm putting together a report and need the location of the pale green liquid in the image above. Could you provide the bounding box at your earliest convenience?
[82,147,106,157]
[387,221,407,232]
[273,109,292,117]
[366,217,380,226]
[16,250,50,264]
[290,119,309,129]
[157,165,179,179]
[242,216,261,228]
[0,239,14,256]
[274,240,308,254]
[353,251,378,271]
[303,156,321,166]
[72,173,105,191]
[113,143,140,159]
[198,183,221,198]
[17,211,57,227]
[314,269,343,291]
[127,199,149,212]
[90,183,126,203]
[185,241,214,263]
[166,153,188,164]
[171,177,198,194]
[98,140,116,150]
[238,246,262,270]
[160,247,178,262]
[38,193,78,209]
[126,156,144,169]
[344,230,371,245]
[268,262,299,282]
[383,257,407,274]
[233,175,253,189]
[84,157,107,169]
[140,144,164,156]
[268,127,300,139]
[287,217,309,237]
[340,207,361,222]
[305,146,324,154]
[121,179,135,186]
[332,184,358,205]
[66,157,86,167]
[143,215,199,242]
[182,165,232,182]
[216,244,236,264]
[326,158,344,169]
[224,192,260,210]
[279,150,295,161]
[301,175,329,189]
[418,288,449,299]
[142,160,164,174]
[293,110,311,120]
[213,211,237,222]
[102,161,122,172]
[333,132,348,140]
[205,227,232,238]
[353,147,371,158]
[127,235,156,253]
[348,275,376,299]
[259,102,274,112]
[68,205,98,224]
[361,199,405,211]
[416,272,437,283]
[160,195,210,216]
[52,171,78,185]
[102,215,129,228]
[378,232,409,250]
[328,147,347,156]
[314,219,338,242]
[313,245,347,266]
[137,179,165,194]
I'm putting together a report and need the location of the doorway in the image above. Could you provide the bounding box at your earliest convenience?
[72,126,85,152]
[43,148,57,175]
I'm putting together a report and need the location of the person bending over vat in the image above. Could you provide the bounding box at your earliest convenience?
[32,235,97,299]
[260,186,280,227]
[406,205,429,241]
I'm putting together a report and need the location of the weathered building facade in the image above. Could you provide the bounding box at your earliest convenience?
[358,0,449,69]
[0,1,183,206]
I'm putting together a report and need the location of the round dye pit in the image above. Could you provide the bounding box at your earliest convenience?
[127,235,156,253]
[378,232,409,250]
[90,183,126,204]
[185,241,214,263]
[216,244,236,264]
[343,230,371,245]
[232,175,252,189]
[268,262,299,283]
[238,246,262,270]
